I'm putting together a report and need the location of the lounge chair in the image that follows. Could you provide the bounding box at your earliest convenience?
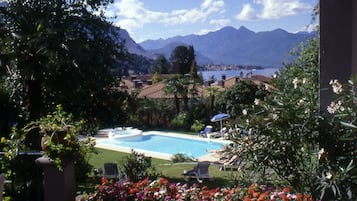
[198,125,213,137]
[182,161,213,183]
[214,155,240,171]
[104,163,119,180]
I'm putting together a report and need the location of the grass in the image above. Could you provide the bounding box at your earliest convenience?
[78,148,240,193]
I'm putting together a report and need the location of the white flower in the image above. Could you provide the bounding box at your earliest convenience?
[273,73,278,78]
[298,98,305,105]
[326,172,332,179]
[327,101,344,114]
[264,84,270,90]
[254,98,261,105]
[318,148,324,160]
[329,79,343,94]
[271,113,279,120]
[302,78,307,84]
[292,77,299,89]
[242,109,248,115]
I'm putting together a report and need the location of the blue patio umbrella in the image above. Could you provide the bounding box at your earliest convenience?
[210,113,230,136]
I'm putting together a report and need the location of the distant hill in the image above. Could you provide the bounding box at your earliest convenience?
[139,26,316,67]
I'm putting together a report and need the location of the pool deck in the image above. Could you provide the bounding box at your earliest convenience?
[95,131,230,162]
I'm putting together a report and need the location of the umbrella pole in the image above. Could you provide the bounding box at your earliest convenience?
[220,120,223,137]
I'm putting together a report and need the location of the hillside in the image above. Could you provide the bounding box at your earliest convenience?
[139,26,316,67]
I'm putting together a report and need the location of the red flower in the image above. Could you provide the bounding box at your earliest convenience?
[258,192,270,201]
[158,177,169,186]
[101,177,108,184]
[282,187,291,193]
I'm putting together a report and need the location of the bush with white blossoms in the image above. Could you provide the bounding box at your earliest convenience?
[319,78,357,200]
[230,38,356,200]
[231,39,320,198]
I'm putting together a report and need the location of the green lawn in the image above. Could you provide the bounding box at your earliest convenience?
[79,148,240,193]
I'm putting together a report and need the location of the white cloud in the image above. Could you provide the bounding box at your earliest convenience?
[294,22,318,33]
[106,0,225,31]
[209,18,231,27]
[236,0,312,20]
[236,4,257,20]
[196,18,230,36]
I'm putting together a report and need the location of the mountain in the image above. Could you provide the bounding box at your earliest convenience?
[140,26,316,67]
[116,28,154,58]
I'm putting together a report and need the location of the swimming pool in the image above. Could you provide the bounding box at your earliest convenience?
[96,132,227,159]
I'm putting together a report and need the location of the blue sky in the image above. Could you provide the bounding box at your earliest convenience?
[105,0,318,42]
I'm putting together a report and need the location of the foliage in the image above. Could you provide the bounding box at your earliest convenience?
[152,72,162,83]
[216,79,268,119]
[4,105,96,171]
[164,74,200,114]
[151,54,169,74]
[170,113,188,129]
[190,120,204,133]
[169,45,195,75]
[0,0,127,123]
[204,86,222,117]
[171,153,197,163]
[231,39,320,196]
[318,78,357,200]
[84,177,314,201]
[119,149,156,182]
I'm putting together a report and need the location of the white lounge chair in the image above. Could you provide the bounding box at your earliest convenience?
[182,161,214,183]
[198,125,213,137]
[214,155,240,171]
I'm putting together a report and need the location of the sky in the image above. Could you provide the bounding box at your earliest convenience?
[104,0,318,43]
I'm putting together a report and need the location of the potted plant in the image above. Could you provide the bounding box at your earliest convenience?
[23,104,95,171]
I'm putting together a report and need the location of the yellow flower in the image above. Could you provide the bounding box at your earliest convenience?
[1,137,6,143]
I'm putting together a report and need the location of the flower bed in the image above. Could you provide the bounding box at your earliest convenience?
[83,177,313,201]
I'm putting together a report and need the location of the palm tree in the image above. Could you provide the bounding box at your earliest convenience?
[205,86,221,117]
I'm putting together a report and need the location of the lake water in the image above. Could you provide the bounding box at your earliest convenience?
[200,68,280,81]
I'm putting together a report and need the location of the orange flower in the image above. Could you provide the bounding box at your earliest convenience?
[304,194,313,201]
[244,195,252,201]
[252,191,260,198]
[296,193,303,201]
[248,183,258,195]
[128,187,138,194]
[158,177,169,186]
[101,177,108,184]
[258,192,269,201]
[282,187,291,193]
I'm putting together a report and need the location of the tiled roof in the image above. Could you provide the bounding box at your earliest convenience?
[122,74,271,99]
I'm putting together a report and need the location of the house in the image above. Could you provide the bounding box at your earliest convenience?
[120,73,271,99]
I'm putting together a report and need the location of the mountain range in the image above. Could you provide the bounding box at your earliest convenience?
[120,26,316,68]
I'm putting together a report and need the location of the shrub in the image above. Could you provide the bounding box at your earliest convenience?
[171,113,187,128]
[119,149,155,182]
[171,153,197,163]
[231,39,320,197]
[190,120,204,133]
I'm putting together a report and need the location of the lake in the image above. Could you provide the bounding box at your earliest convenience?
[199,68,280,81]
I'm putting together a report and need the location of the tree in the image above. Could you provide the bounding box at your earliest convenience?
[152,54,169,74]
[0,0,127,122]
[204,86,221,117]
[164,74,199,114]
[169,45,196,75]
[216,79,267,119]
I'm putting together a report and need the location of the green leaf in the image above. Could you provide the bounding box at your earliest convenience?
[340,121,357,129]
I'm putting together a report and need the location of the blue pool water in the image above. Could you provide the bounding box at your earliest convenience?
[97,134,225,158]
